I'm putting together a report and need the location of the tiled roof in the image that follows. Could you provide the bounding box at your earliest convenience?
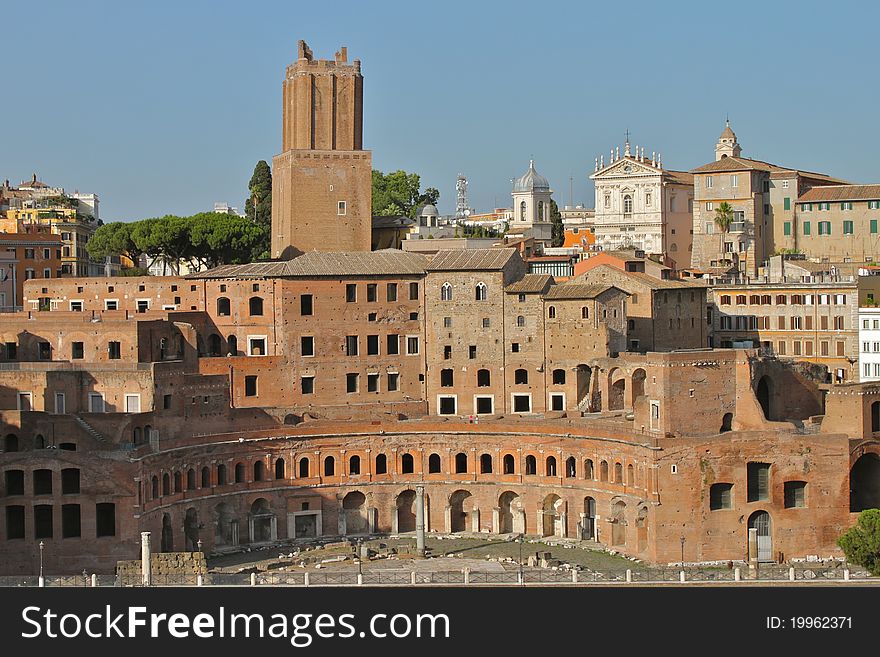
[188,250,429,279]
[504,274,554,294]
[797,184,880,203]
[574,264,704,290]
[691,157,844,184]
[543,283,618,300]
[426,248,518,271]
[663,170,694,185]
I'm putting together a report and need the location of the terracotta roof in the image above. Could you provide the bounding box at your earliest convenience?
[663,170,694,185]
[426,248,518,271]
[573,264,703,290]
[797,184,880,203]
[188,250,429,279]
[504,274,554,294]
[691,157,844,184]
[543,283,619,300]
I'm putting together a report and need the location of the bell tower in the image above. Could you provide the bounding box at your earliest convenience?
[271,40,372,258]
[715,119,742,161]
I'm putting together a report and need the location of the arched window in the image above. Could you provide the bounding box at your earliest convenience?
[520,200,526,220]
[151,476,159,499]
[480,453,492,474]
[133,427,142,444]
[201,466,210,488]
[234,463,245,483]
[600,460,609,482]
[173,471,182,493]
[248,296,263,316]
[208,334,221,356]
[546,456,557,476]
[454,452,468,474]
[538,200,545,221]
[627,464,635,486]
[503,454,515,474]
[525,455,537,475]
[34,434,45,449]
[254,461,266,481]
[566,457,576,478]
[324,456,335,476]
[162,473,170,496]
[348,455,360,475]
[217,297,230,316]
[227,335,238,356]
[623,194,633,214]
[584,459,594,480]
[186,468,196,490]
[515,368,529,384]
[4,434,18,452]
[440,283,453,301]
[552,369,566,385]
[428,453,441,473]
[298,457,310,478]
[614,462,623,483]
[477,369,491,387]
[516,315,525,327]
[401,453,414,474]
[475,282,488,301]
[275,458,285,479]
[216,463,226,485]
[581,306,589,319]
[548,306,556,319]
[375,454,387,474]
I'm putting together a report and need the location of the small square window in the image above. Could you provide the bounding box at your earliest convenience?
[338,201,347,216]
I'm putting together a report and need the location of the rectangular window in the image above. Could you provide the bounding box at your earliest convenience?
[301,336,314,357]
[346,335,359,356]
[346,284,357,303]
[784,481,807,508]
[438,396,457,415]
[747,463,770,502]
[443,316,452,328]
[95,503,116,537]
[841,201,853,210]
[337,201,347,216]
[819,221,831,235]
[69,300,83,312]
[783,222,791,236]
[709,483,733,510]
[482,318,490,329]
[72,342,84,359]
[843,220,854,234]
[367,335,379,355]
[511,342,520,353]
[300,294,313,316]
[469,345,477,359]
[105,299,118,310]
[730,174,738,188]
[301,376,315,395]
[706,176,713,189]
[367,284,377,302]
[124,394,140,413]
[409,282,419,300]
[387,334,400,355]
[386,283,397,302]
[61,504,81,538]
[783,197,791,211]
[108,341,121,360]
[244,375,258,397]
[54,392,66,414]
[34,505,53,539]
[476,396,494,414]
[443,345,452,360]
[406,336,419,355]
[346,373,359,393]
[248,336,266,356]
[88,393,104,413]
[387,372,399,392]
[872,219,878,234]
[367,373,379,393]
[512,394,531,413]
[803,221,811,236]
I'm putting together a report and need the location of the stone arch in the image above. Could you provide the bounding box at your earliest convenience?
[250,498,275,543]
[542,494,565,537]
[173,471,182,493]
[565,456,576,478]
[133,427,142,444]
[636,504,649,552]
[201,466,210,488]
[324,456,335,476]
[607,367,626,411]
[151,475,159,499]
[343,491,369,535]
[275,458,285,479]
[216,463,227,485]
[253,460,266,482]
[454,452,468,474]
[208,333,222,356]
[850,453,880,512]
[227,335,238,356]
[614,462,623,483]
[396,489,416,533]
[546,455,557,476]
[428,453,441,473]
[375,454,387,474]
[298,457,310,478]
[401,453,414,474]
[186,468,196,490]
[631,368,647,402]
[720,412,733,433]
[748,510,772,561]
[234,462,245,483]
[184,507,200,551]
[756,375,773,421]
[162,473,170,496]
[348,455,360,475]
[502,454,515,474]
[599,460,609,482]
[480,453,493,474]
[449,490,473,532]
[525,454,537,475]
[610,500,627,546]
[499,491,522,534]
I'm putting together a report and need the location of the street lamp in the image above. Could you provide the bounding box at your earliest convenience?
[357,538,363,578]
[680,536,685,568]
[197,539,203,576]
[518,534,524,585]
[39,541,44,578]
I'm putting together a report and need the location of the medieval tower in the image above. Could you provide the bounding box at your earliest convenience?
[271,40,373,258]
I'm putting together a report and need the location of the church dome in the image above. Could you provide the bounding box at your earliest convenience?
[512,160,550,192]
[419,204,439,216]
[720,121,736,140]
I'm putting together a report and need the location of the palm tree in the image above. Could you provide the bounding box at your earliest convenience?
[714,202,735,265]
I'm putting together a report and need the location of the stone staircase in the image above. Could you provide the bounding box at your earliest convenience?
[73,415,108,444]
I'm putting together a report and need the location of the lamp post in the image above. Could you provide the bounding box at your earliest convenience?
[680,535,685,568]
[39,541,44,579]
[518,534,524,585]
[357,538,363,578]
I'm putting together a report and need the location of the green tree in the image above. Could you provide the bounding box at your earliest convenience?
[550,199,564,247]
[245,161,272,227]
[130,215,192,275]
[189,212,267,268]
[372,170,439,219]
[838,509,880,576]
[713,201,735,263]
[87,222,144,265]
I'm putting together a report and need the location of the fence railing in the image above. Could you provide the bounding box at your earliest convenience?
[3,566,871,587]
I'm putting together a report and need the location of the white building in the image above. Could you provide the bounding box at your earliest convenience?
[589,138,694,268]
[510,160,553,244]
[859,306,880,381]
[71,192,99,220]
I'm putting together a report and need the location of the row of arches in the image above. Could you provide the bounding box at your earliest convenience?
[4,433,76,452]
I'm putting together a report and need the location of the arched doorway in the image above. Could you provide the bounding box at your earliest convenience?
[582,497,596,540]
[250,498,275,543]
[184,507,199,551]
[576,365,592,411]
[748,510,772,561]
[449,490,472,532]
[631,368,647,402]
[499,491,522,534]
[756,376,772,421]
[636,505,648,552]
[720,413,733,433]
[850,453,880,511]
[608,368,625,411]
[542,494,564,537]
[343,491,369,535]
[610,501,627,547]
[396,490,416,533]
[161,513,173,552]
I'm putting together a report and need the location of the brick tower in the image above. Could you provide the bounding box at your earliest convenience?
[271,40,372,258]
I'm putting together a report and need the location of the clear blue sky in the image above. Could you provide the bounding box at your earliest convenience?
[2,0,878,221]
